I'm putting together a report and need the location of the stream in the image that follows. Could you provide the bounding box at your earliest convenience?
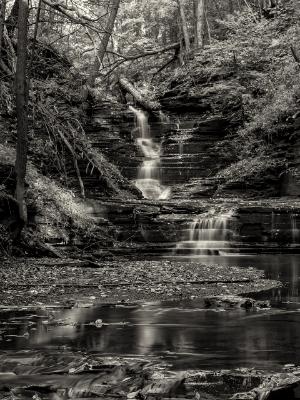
[1,255,300,374]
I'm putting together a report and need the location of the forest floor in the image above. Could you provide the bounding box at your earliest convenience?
[0,258,280,308]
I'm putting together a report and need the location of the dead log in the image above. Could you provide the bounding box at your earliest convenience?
[119,77,160,112]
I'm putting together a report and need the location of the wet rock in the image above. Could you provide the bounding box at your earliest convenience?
[204,296,272,310]
[140,377,186,398]
[232,372,300,400]
[255,300,271,309]
[231,393,257,399]
[94,319,103,328]
[204,295,255,309]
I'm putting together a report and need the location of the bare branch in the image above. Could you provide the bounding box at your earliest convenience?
[101,42,180,77]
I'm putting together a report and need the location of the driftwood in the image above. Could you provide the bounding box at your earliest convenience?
[119,77,160,112]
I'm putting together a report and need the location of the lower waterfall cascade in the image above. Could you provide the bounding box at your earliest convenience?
[174,210,234,256]
[291,213,300,244]
[129,106,170,200]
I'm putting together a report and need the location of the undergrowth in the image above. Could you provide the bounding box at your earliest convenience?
[0,144,114,254]
[157,2,300,185]
[1,41,137,199]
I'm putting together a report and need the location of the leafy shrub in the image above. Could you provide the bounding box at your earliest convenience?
[217,156,285,183]
[0,144,111,246]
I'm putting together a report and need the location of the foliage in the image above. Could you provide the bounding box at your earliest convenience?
[0,81,13,114]
[0,144,113,249]
[219,4,300,180]
[32,81,133,196]
[157,2,299,183]
[0,187,14,255]
[0,38,136,198]
[216,155,285,183]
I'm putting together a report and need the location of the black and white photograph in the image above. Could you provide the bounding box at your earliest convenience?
[0,0,300,398]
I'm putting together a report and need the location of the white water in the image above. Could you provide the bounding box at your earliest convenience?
[175,210,233,256]
[291,213,299,244]
[129,106,170,200]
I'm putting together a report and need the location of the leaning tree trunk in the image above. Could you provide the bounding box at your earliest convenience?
[88,0,121,87]
[15,0,29,229]
[194,0,205,49]
[5,0,18,38]
[119,77,160,112]
[0,0,6,55]
[176,0,190,53]
[30,0,42,65]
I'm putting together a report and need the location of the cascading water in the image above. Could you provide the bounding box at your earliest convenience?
[174,210,233,256]
[290,213,299,244]
[129,106,170,200]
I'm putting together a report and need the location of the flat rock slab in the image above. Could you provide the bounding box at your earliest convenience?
[0,258,280,307]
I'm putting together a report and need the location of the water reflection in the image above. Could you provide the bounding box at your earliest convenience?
[1,255,300,370]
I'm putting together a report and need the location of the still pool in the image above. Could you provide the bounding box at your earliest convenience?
[0,255,300,371]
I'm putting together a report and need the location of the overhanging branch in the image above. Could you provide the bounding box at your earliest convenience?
[100,41,180,77]
[41,0,103,26]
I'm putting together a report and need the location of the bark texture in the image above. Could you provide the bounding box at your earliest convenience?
[119,77,160,111]
[176,0,190,52]
[88,0,121,87]
[5,0,18,37]
[194,0,205,48]
[15,0,29,226]
[0,0,6,54]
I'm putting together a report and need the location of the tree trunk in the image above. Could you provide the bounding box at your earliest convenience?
[119,77,160,112]
[15,0,29,228]
[194,0,205,49]
[5,0,18,37]
[30,0,42,66]
[0,0,6,55]
[176,0,190,52]
[88,0,121,87]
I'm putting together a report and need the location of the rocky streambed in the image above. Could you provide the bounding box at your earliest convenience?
[1,351,300,400]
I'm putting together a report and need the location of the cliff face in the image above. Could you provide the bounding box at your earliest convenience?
[1,90,299,256]
[89,77,299,202]
[282,115,300,197]
[75,94,300,260]
[1,39,299,256]
[158,69,300,199]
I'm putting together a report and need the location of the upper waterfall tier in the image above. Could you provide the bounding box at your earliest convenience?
[129,106,170,200]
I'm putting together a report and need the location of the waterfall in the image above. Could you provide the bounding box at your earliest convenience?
[290,214,299,244]
[174,211,233,256]
[129,106,170,200]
